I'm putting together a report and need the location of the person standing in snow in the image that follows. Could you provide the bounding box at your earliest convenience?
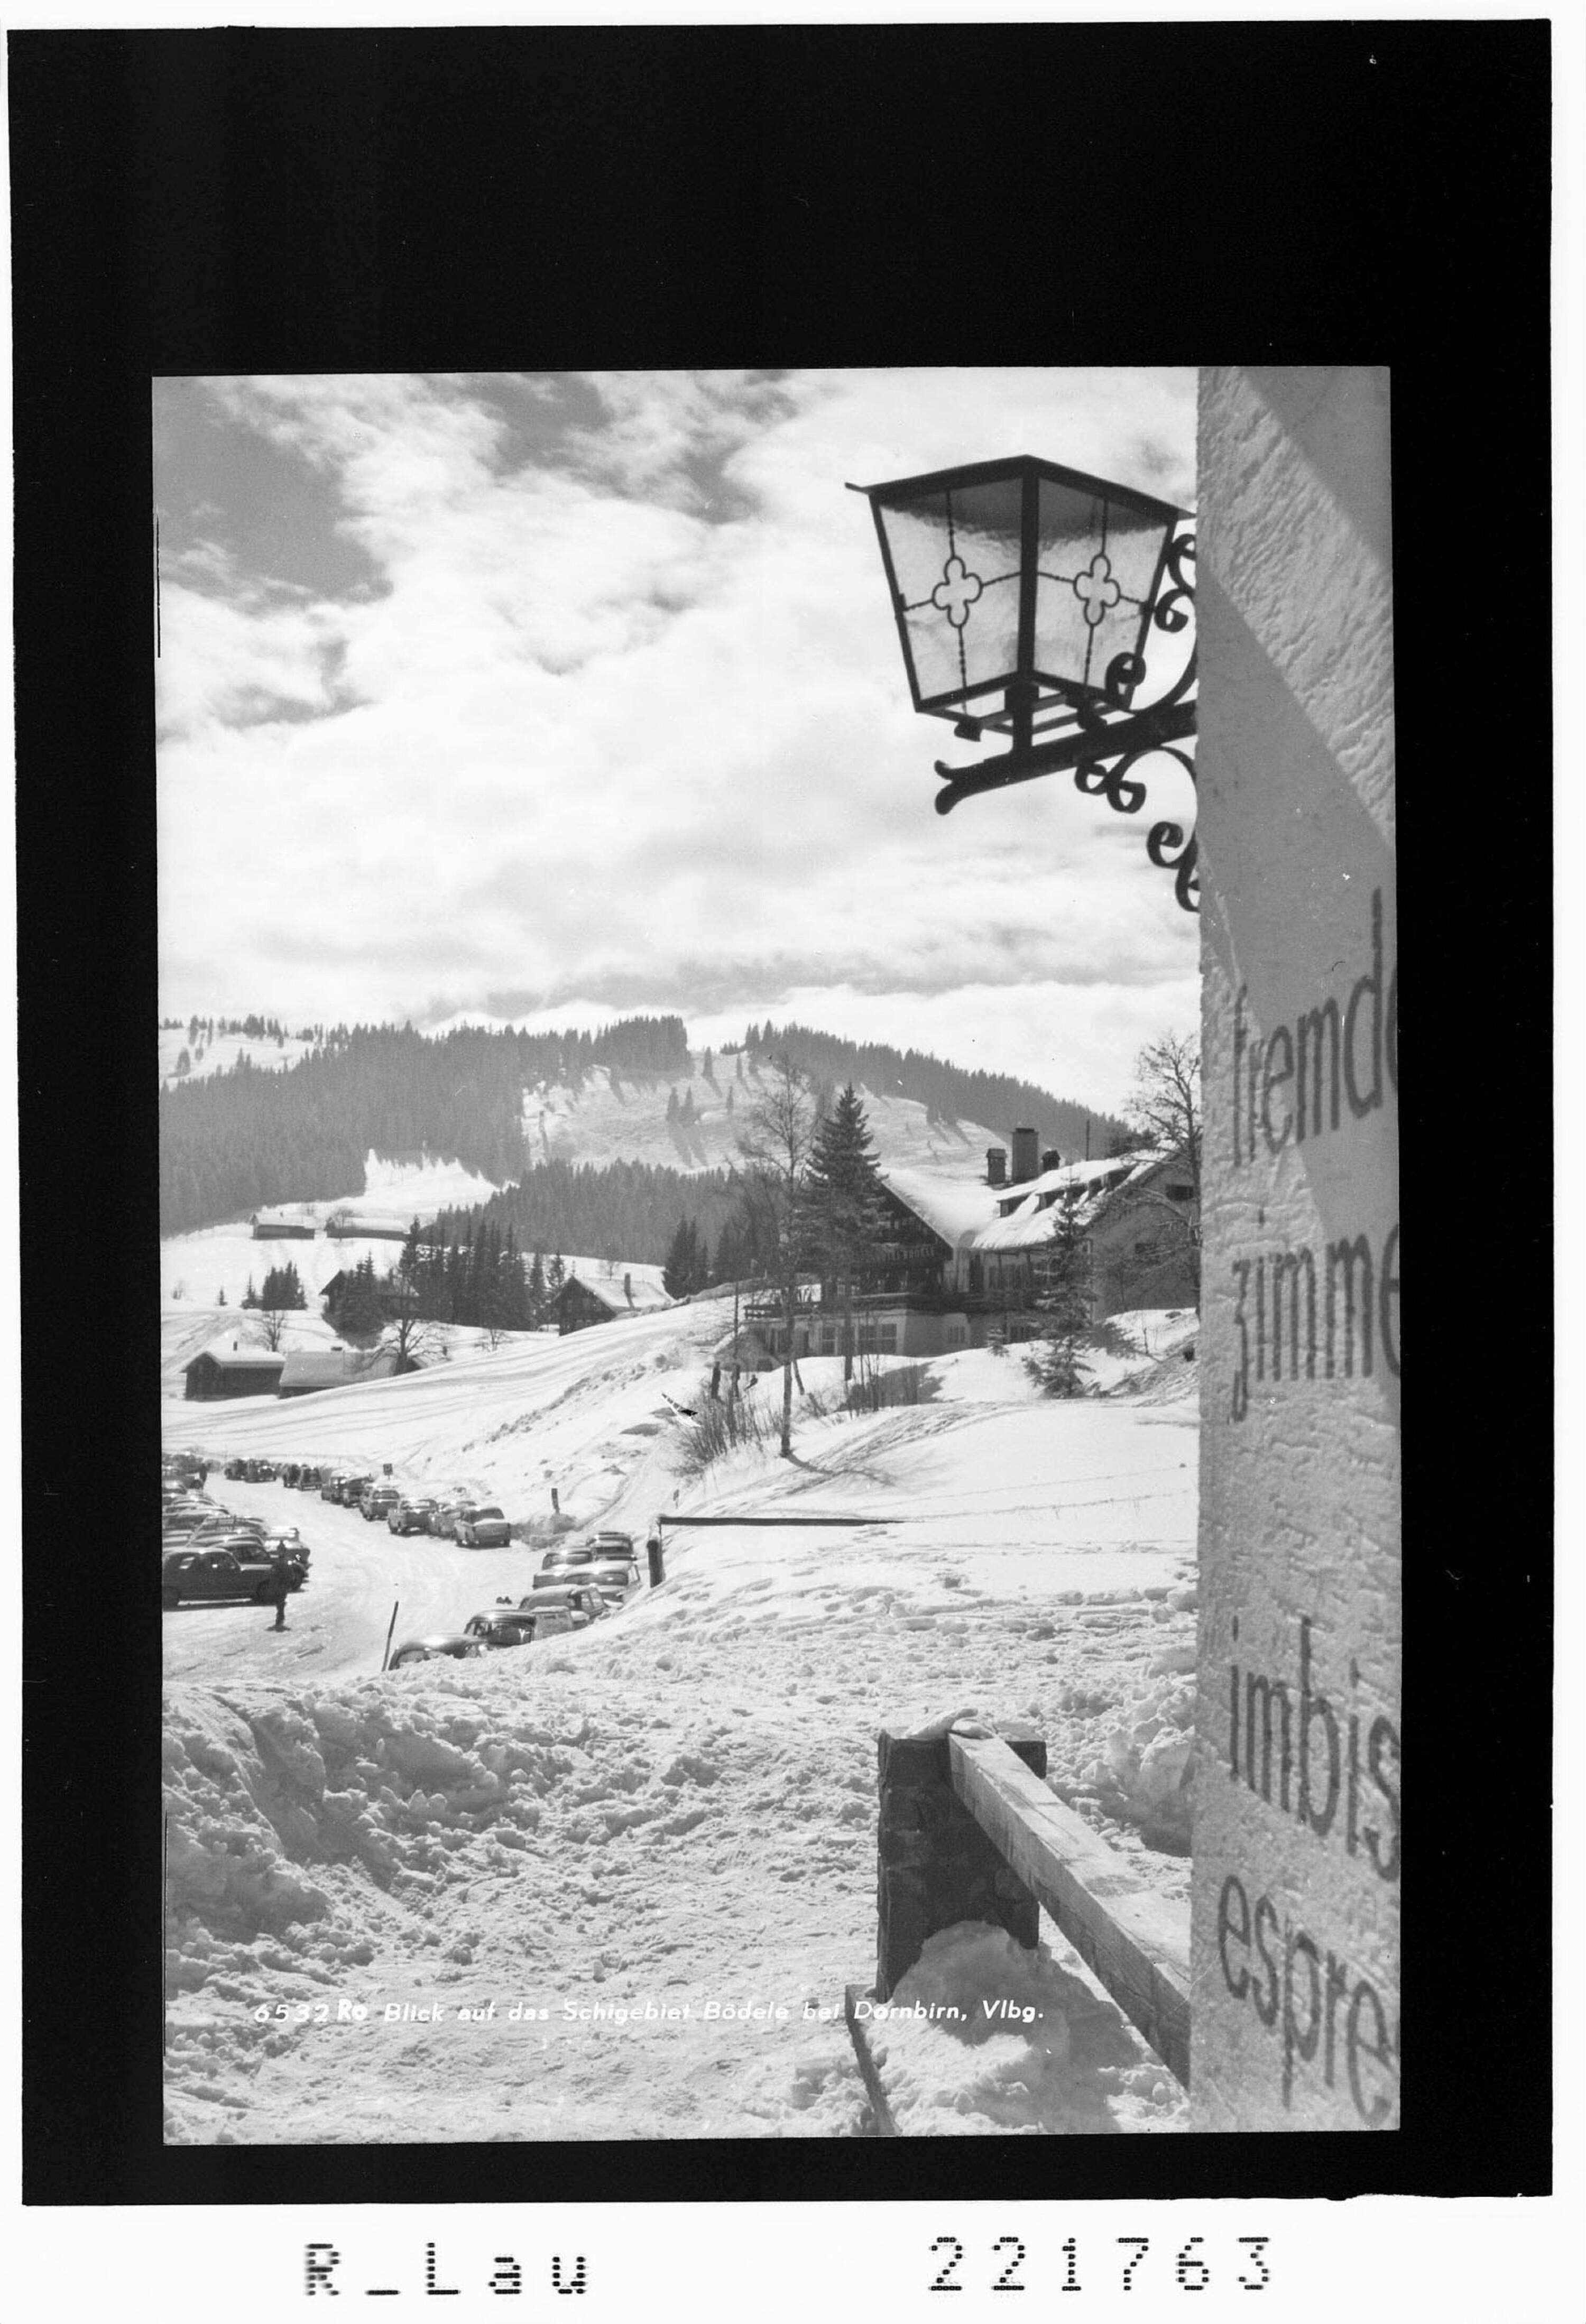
[265,1561,290,1632]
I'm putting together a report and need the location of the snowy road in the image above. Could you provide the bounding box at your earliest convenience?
[162,1480,572,1685]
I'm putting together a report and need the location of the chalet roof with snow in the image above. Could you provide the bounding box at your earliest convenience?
[878,1166,1003,1250]
[881,1153,1172,1257]
[276,1349,405,1392]
[556,1267,674,1317]
[193,1340,288,1370]
[324,1210,414,1238]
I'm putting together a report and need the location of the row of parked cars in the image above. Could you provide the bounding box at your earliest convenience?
[386,1533,640,1666]
[161,1465,312,1607]
[308,1469,516,1548]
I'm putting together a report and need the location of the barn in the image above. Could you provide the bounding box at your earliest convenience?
[554,1267,674,1335]
[182,1344,287,1400]
[276,1349,407,1397]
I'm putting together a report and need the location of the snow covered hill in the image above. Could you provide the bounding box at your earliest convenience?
[161,1151,508,1306]
[525,1052,1004,1180]
[162,1304,1200,2143]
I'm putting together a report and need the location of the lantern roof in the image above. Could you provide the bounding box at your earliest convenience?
[852,452,1188,527]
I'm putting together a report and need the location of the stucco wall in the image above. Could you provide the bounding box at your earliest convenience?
[1191,368,1399,2131]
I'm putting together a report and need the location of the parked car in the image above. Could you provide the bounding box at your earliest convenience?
[260,1525,310,1566]
[538,1543,639,1599]
[503,1597,576,1638]
[385,1631,484,1668]
[162,1546,307,1608]
[319,1472,346,1501]
[359,1484,401,1523]
[519,1580,607,1628]
[592,1530,635,1555]
[336,1474,375,1507]
[453,1502,512,1548]
[387,1497,437,1535]
[460,1610,539,1649]
[426,1497,471,1537]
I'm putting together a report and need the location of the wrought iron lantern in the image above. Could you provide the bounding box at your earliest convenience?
[851,454,1199,910]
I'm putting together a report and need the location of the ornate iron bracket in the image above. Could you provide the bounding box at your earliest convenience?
[933,531,1198,912]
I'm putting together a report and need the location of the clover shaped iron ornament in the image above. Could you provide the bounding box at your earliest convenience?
[1073,550,1122,628]
[930,554,984,630]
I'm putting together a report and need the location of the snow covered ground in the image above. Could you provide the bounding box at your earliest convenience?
[161,1150,508,1305]
[163,1304,1198,2142]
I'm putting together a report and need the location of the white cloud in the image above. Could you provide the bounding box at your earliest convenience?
[156,368,1199,1095]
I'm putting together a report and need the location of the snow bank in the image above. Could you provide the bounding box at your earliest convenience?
[861,1922,1186,2135]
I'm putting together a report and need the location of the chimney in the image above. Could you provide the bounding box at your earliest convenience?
[1041,1147,1062,1174]
[986,1146,1007,1187]
[1011,1126,1039,1184]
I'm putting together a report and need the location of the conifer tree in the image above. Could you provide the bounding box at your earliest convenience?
[800,1083,889,1381]
[737,1053,820,1454]
[1026,1202,1093,1397]
[663,1216,704,1298]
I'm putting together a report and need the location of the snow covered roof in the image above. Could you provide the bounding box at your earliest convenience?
[277,1349,402,1390]
[190,1342,285,1371]
[251,1206,317,1230]
[998,1151,1164,1207]
[879,1166,1003,1249]
[559,1268,674,1316]
[883,1152,1173,1257]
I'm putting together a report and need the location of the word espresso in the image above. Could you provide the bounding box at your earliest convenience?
[927,2235,1271,2295]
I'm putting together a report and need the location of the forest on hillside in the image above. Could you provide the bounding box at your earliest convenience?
[431,1158,744,1274]
[158,1009,1120,1239]
[157,1016,693,1233]
[738,1020,1123,1156]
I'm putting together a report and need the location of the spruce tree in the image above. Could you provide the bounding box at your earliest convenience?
[1026,1202,1093,1397]
[800,1083,889,1380]
[663,1216,699,1298]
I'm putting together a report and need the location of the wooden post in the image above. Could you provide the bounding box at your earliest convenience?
[874,1716,1045,2002]
[949,1733,1191,2087]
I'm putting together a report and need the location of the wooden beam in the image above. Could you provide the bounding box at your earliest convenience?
[843,1986,900,2135]
[948,1733,1192,2087]
[658,1515,890,1530]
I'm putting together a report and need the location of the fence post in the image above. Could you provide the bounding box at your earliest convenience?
[875,1717,1046,2002]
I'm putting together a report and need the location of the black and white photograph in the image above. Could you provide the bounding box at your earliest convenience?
[11,15,1565,2321]
[153,366,1211,2146]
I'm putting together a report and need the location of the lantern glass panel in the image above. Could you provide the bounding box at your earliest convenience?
[1032,477,1171,700]
[879,474,1026,707]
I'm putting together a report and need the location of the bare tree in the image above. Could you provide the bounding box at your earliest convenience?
[1111,1029,1202,1308]
[380,1307,451,1374]
[736,1052,820,1456]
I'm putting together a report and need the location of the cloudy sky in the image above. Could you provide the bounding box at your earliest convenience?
[154,368,1198,1113]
